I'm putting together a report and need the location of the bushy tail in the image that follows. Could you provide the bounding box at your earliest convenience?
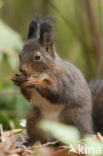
[89,79,103,134]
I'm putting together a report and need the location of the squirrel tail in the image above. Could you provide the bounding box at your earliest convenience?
[89,79,103,134]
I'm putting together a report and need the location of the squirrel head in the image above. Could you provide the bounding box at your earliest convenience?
[19,15,56,77]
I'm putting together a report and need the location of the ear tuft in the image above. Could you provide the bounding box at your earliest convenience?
[28,15,40,40]
[40,16,55,49]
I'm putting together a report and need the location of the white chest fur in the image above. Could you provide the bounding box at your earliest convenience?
[30,89,64,121]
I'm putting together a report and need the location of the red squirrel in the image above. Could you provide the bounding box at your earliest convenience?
[12,16,94,144]
[90,79,103,134]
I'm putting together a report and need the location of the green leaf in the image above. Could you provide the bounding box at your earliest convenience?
[0,19,24,69]
[7,56,19,70]
[39,120,80,145]
[85,136,103,156]
[0,19,23,53]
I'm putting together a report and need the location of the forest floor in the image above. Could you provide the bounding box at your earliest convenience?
[0,125,103,156]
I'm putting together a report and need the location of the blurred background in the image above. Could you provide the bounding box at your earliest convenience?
[0,0,103,130]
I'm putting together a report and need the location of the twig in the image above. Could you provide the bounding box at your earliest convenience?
[48,0,97,77]
[0,124,5,142]
[0,47,18,59]
[0,110,27,116]
[0,90,20,95]
[48,0,86,45]
[73,0,94,74]
[34,140,59,148]
[84,0,101,61]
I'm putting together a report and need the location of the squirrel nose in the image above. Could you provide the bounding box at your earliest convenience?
[19,67,27,75]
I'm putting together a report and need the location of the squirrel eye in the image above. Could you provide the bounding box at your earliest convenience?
[34,52,41,60]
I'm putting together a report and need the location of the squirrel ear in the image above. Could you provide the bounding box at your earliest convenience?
[28,15,40,40]
[40,16,54,53]
[40,32,53,52]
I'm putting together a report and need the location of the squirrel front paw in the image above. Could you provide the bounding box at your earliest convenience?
[23,77,43,88]
[23,77,54,98]
[23,77,51,90]
[12,75,54,99]
[11,74,27,86]
[23,77,52,88]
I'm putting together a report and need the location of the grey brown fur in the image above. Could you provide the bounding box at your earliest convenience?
[90,79,103,134]
[12,15,93,144]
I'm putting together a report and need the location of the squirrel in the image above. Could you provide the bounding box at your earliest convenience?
[11,16,94,144]
[90,79,103,134]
